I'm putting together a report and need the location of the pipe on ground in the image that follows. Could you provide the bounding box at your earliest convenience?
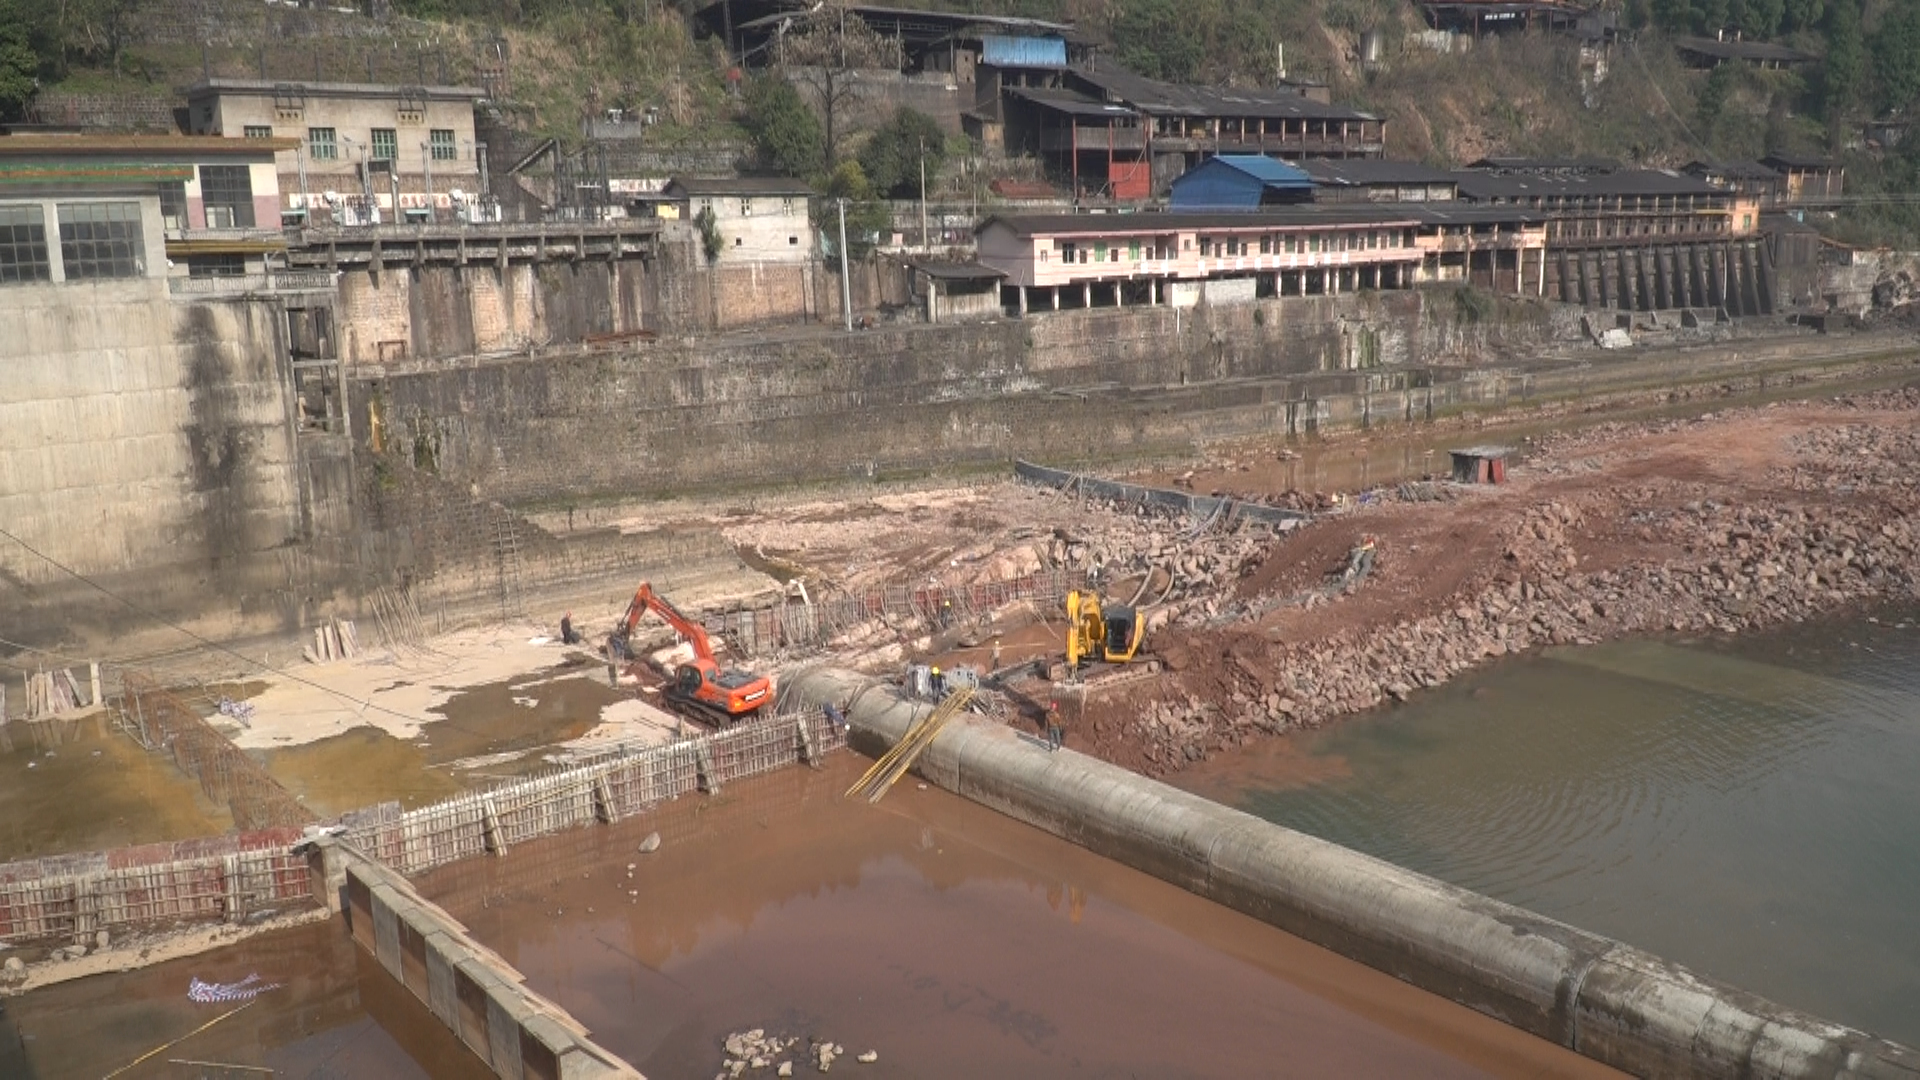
[786,668,1920,1080]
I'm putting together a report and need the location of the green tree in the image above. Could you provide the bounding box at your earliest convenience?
[0,24,37,122]
[774,1,902,170]
[818,159,891,257]
[1781,0,1824,31]
[740,75,822,177]
[1110,0,1207,80]
[1696,63,1738,137]
[1823,0,1866,128]
[1869,0,1920,111]
[857,107,945,199]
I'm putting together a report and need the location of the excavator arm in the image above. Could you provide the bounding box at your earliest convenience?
[614,582,771,723]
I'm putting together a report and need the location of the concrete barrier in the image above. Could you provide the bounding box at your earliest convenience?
[787,668,1920,1080]
[317,837,641,1080]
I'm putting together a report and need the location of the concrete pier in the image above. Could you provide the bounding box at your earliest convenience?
[321,837,641,1080]
[787,669,1920,1080]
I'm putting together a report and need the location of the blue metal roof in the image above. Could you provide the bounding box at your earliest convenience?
[982,35,1067,69]
[1209,154,1315,188]
[1168,155,1316,211]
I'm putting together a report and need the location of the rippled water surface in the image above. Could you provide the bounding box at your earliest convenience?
[1178,610,1920,1047]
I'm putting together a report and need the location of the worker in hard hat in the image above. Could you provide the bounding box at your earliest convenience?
[930,665,946,699]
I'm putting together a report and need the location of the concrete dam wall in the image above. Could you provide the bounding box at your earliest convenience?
[784,668,1920,1080]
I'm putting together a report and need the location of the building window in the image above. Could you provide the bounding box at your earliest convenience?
[187,254,248,278]
[159,181,188,230]
[1094,241,1106,262]
[371,127,398,163]
[1040,249,1049,263]
[243,124,273,139]
[782,197,796,215]
[430,129,457,161]
[740,198,752,217]
[0,205,51,284]
[57,202,146,280]
[198,165,256,229]
[1129,239,1140,261]
[789,236,798,245]
[1061,243,1076,263]
[1284,234,1296,254]
[1259,235,1272,254]
[1199,237,1212,256]
[309,127,338,161]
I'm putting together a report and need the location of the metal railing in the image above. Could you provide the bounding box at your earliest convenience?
[167,270,338,296]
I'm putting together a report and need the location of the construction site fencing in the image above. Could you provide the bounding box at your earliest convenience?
[118,675,314,832]
[708,568,1087,657]
[1014,459,1313,529]
[341,708,846,876]
[0,826,317,946]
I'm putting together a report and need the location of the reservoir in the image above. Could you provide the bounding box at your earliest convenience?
[1178,607,1920,1048]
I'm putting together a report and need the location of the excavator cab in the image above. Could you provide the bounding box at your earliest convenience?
[1066,590,1147,667]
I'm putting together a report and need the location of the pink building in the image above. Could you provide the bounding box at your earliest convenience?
[975,206,1546,314]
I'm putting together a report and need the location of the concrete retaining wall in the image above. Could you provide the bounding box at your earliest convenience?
[786,668,1920,1080]
[331,842,639,1079]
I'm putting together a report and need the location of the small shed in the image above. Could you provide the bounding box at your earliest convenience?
[1449,445,1513,484]
[1168,155,1315,211]
[907,260,1006,324]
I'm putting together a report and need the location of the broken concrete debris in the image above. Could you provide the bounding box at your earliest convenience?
[718,1029,878,1076]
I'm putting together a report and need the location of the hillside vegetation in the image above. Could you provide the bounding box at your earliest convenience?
[2,0,1915,242]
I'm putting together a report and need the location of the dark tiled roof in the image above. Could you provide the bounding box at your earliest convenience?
[1008,88,1137,118]
[1759,152,1840,170]
[1451,168,1719,200]
[1069,65,1377,122]
[1682,159,1781,181]
[1674,36,1817,62]
[909,260,1006,281]
[1302,159,1458,186]
[977,203,1538,237]
[1467,156,1621,172]
[666,176,814,197]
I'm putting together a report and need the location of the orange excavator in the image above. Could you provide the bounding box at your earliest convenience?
[608,582,772,726]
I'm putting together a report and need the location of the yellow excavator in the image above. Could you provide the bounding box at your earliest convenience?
[1065,590,1147,668]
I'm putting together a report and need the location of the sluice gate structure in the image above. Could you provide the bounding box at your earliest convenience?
[785,668,1920,1080]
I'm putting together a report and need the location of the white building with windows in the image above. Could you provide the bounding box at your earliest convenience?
[659,177,815,264]
[184,78,489,226]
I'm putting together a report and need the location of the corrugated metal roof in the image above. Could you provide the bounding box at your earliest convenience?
[1674,36,1816,62]
[1207,155,1314,187]
[982,35,1067,69]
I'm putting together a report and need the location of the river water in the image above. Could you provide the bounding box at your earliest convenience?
[1177,608,1920,1047]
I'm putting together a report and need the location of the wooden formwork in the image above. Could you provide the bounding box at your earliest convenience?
[342,709,846,876]
[0,827,317,945]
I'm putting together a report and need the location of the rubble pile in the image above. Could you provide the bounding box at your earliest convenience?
[1110,395,1920,777]
[1043,501,1277,606]
[716,1029,877,1077]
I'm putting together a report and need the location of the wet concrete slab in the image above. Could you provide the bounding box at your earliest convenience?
[259,658,653,817]
[0,714,230,864]
[0,919,475,1079]
[417,756,1620,1080]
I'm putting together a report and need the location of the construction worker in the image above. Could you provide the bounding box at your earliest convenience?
[939,598,953,629]
[560,612,578,645]
[930,665,946,699]
[990,636,1002,669]
[1046,701,1064,751]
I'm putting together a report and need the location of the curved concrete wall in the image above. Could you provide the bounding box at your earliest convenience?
[786,669,1920,1080]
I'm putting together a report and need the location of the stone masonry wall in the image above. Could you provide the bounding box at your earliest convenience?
[358,290,1526,510]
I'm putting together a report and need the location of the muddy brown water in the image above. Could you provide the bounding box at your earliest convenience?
[260,659,626,817]
[0,919,473,1079]
[417,755,1618,1079]
[0,714,230,864]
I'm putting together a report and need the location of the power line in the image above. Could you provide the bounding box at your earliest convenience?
[0,524,437,730]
